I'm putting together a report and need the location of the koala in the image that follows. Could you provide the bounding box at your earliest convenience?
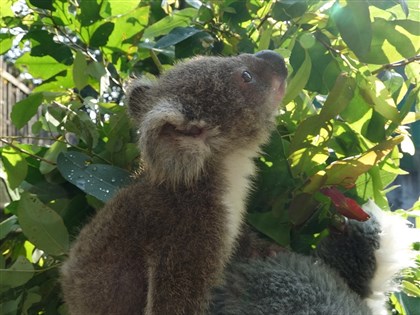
[60,51,288,315]
[209,201,419,315]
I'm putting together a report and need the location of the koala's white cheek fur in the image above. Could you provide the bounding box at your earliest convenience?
[362,200,420,315]
[221,147,258,254]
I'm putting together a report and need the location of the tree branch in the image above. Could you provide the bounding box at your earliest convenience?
[372,55,420,75]
[0,139,56,165]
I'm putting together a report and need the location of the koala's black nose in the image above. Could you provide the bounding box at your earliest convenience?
[254,50,287,77]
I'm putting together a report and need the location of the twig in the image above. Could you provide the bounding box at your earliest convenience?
[0,139,56,165]
[0,135,59,142]
[150,49,164,74]
[316,37,357,72]
[372,55,420,75]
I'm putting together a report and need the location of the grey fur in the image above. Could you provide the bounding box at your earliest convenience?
[208,215,383,315]
[60,51,287,315]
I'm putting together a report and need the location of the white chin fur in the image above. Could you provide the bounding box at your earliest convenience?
[363,200,420,314]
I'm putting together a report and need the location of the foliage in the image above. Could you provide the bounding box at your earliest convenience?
[0,0,419,313]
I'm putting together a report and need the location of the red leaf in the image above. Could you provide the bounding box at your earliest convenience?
[321,187,370,221]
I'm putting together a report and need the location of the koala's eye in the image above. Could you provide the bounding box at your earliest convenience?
[241,71,253,83]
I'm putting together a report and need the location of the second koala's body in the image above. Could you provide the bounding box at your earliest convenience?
[209,201,418,315]
[60,51,287,314]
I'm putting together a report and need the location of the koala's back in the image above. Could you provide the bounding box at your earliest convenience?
[61,177,229,314]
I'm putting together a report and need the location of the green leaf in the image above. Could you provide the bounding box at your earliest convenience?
[32,70,74,93]
[0,33,13,54]
[87,62,107,80]
[21,291,42,314]
[1,146,28,189]
[105,6,149,51]
[0,216,19,240]
[340,89,372,134]
[57,151,131,202]
[155,27,201,48]
[65,111,99,148]
[104,111,130,153]
[248,211,291,246]
[78,0,102,26]
[0,256,34,289]
[319,74,357,121]
[17,193,69,256]
[0,0,14,18]
[10,92,43,129]
[403,280,420,297]
[90,22,115,47]
[15,53,69,80]
[359,18,420,64]
[272,0,308,21]
[258,23,273,51]
[222,1,252,23]
[283,49,311,104]
[72,50,89,90]
[288,74,356,158]
[359,76,400,123]
[288,192,325,226]
[366,111,386,142]
[369,166,389,209]
[39,141,67,174]
[107,0,139,16]
[143,8,197,39]
[394,291,420,315]
[332,0,372,57]
[26,29,73,64]
[299,32,316,49]
[29,0,54,11]
[305,135,404,190]
[0,298,21,315]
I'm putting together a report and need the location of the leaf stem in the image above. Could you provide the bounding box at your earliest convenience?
[150,49,164,74]
[372,55,420,75]
[0,139,56,165]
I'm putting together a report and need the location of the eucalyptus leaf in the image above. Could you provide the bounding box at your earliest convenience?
[272,0,308,21]
[359,76,400,123]
[10,93,44,129]
[90,22,115,47]
[143,8,197,39]
[0,256,34,289]
[1,146,28,189]
[105,6,149,49]
[0,216,19,240]
[332,1,371,57]
[283,48,311,104]
[307,135,404,189]
[29,0,54,11]
[57,152,131,202]
[0,33,13,54]
[155,27,201,48]
[72,50,88,90]
[25,29,72,64]
[78,0,102,27]
[15,53,69,80]
[394,291,420,315]
[39,141,67,174]
[248,211,291,246]
[17,193,69,256]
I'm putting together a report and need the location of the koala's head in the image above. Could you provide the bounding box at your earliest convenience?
[127,50,287,187]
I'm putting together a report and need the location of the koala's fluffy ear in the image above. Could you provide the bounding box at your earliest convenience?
[126,78,156,122]
[139,100,218,188]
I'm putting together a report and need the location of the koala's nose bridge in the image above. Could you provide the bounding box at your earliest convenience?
[254,50,288,78]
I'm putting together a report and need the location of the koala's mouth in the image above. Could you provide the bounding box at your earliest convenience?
[161,122,205,138]
[271,78,287,105]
